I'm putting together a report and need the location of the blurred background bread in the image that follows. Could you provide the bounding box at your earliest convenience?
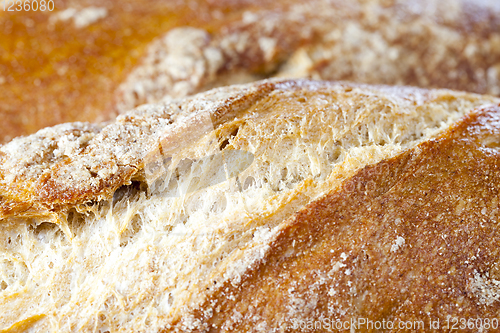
[2,0,500,142]
[0,0,289,142]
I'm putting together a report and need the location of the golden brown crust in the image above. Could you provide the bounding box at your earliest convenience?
[3,0,500,143]
[174,105,500,332]
[0,0,292,143]
[0,79,276,220]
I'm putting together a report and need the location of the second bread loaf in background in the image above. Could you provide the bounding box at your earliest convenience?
[2,0,500,141]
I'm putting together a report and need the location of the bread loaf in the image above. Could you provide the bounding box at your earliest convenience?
[3,0,500,142]
[0,79,499,332]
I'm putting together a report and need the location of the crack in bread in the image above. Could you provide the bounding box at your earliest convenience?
[0,79,499,332]
[0,82,274,221]
[178,105,500,332]
[2,79,495,221]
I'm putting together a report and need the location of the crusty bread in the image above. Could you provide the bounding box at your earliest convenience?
[182,104,500,332]
[3,0,500,142]
[0,79,499,332]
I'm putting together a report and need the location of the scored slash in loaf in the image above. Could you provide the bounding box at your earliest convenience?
[0,79,499,332]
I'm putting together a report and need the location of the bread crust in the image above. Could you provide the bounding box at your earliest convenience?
[3,0,500,142]
[116,0,500,112]
[175,105,500,332]
[0,0,290,142]
[1,79,496,221]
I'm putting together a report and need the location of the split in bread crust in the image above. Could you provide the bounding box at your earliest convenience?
[177,104,500,332]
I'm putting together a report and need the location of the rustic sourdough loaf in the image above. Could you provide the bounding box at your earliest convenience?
[0,79,499,332]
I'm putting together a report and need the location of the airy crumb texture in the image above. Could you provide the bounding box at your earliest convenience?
[180,105,500,332]
[0,79,498,332]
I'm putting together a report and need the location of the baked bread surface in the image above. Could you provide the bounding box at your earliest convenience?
[3,0,500,142]
[179,105,500,332]
[0,79,499,332]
